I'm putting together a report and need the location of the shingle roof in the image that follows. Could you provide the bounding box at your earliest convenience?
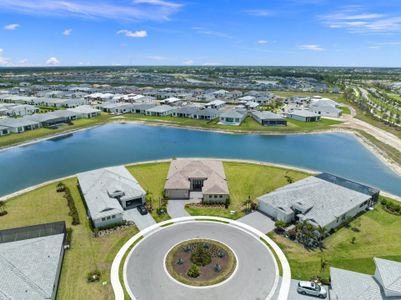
[257,175,372,228]
[77,166,145,220]
[165,159,229,195]
[251,111,285,120]
[374,257,401,296]
[330,267,384,300]
[0,234,64,300]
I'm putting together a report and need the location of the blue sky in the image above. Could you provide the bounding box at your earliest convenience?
[1,0,401,67]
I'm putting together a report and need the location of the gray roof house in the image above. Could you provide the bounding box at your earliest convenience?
[67,105,100,118]
[251,111,287,126]
[287,109,321,122]
[0,222,66,300]
[77,166,146,228]
[0,117,40,133]
[132,103,155,114]
[257,173,379,231]
[219,109,247,126]
[99,102,134,114]
[145,105,174,116]
[25,110,79,127]
[330,257,401,300]
[164,158,229,203]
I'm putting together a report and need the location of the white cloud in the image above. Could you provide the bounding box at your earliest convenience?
[132,0,182,8]
[299,44,324,51]
[46,57,60,65]
[117,29,147,38]
[202,62,222,66]
[4,23,20,30]
[183,59,194,65]
[63,28,72,36]
[257,40,268,44]
[192,27,232,39]
[320,6,401,33]
[0,0,182,22]
[245,9,274,17]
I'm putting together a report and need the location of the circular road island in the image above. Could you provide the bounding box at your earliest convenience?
[124,220,280,300]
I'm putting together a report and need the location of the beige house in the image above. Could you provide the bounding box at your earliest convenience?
[164,158,229,203]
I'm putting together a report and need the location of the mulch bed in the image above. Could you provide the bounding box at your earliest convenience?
[166,239,236,286]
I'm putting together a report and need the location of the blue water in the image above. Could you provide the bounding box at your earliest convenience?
[0,123,400,197]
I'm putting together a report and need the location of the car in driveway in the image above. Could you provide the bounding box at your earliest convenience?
[297,281,327,298]
[137,205,148,215]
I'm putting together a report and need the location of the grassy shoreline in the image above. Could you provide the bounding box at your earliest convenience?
[0,112,342,150]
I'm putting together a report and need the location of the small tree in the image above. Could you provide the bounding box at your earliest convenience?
[0,201,7,216]
[242,196,254,213]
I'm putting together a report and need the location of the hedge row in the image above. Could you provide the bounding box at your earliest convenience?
[64,185,81,225]
[381,198,401,215]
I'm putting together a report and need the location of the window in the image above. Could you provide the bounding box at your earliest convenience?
[102,218,106,221]
[107,216,111,220]
[214,195,217,198]
[219,195,222,198]
[112,215,116,219]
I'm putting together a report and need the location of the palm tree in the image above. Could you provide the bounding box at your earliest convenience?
[242,196,253,213]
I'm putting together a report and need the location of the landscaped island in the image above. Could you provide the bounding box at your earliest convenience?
[165,239,237,286]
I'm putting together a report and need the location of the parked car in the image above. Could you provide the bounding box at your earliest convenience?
[137,205,148,215]
[297,281,327,298]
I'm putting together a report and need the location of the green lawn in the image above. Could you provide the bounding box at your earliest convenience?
[0,113,112,149]
[126,162,171,222]
[340,106,351,115]
[0,178,139,300]
[186,162,309,219]
[269,201,401,282]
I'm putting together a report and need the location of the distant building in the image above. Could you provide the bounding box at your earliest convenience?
[205,99,226,110]
[287,109,321,122]
[0,222,66,300]
[77,166,146,228]
[68,105,100,118]
[164,158,229,203]
[145,105,174,117]
[257,173,379,231]
[219,109,247,126]
[251,111,287,126]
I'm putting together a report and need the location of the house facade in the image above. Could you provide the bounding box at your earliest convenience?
[257,173,379,231]
[164,159,230,204]
[77,166,146,228]
[251,111,287,126]
[219,109,247,126]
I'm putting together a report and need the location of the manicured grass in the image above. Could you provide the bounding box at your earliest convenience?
[186,162,309,219]
[340,106,351,115]
[127,162,171,222]
[0,178,139,300]
[269,203,401,282]
[0,113,112,149]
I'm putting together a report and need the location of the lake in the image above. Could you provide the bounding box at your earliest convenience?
[0,123,400,197]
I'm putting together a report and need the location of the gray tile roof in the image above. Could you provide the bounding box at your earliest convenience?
[0,117,39,128]
[257,175,372,228]
[374,257,401,296]
[146,105,174,113]
[289,109,320,117]
[77,166,145,220]
[251,111,285,120]
[0,234,64,300]
[330,267,384,300]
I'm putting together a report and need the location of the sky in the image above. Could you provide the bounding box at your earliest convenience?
[0,0,401,67]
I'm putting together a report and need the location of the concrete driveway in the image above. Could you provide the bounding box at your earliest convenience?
[125,222,279,300]
[167,198,201,219]
[123,209,156,231]
[237,210,276,234]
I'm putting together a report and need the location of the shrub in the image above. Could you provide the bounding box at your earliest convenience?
[191,246,212,266]
[63,186,80,225]
[56,182,66,193]
[0,211,8,217]
[87,270,101,282]
[66,228,73,247]
[187,264,200,278]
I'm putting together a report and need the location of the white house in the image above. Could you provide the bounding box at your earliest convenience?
[257,173,379,231]
[287,109,321,122]
[77,166,146,228]
[67,105,101,118]
[219,109,247,126]
[145,105,174,117]
[205,99,226,110]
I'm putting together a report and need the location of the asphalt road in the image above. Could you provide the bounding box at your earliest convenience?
[125,221,278,300]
